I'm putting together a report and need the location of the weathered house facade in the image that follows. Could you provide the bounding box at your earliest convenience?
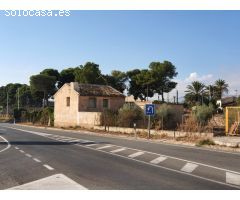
[54,82,125,128]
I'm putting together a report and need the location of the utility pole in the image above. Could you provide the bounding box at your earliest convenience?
[6,91,9,116]
[146,84,149,101]
[176,90,179,104]
[235,89,238,97]
[18,88,20,110]
[209,86,211,101]
[173,96,176,104]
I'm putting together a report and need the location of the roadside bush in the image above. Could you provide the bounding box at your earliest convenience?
[193,104,214,125]
[39,107,54,126]
[25,107,54,126]
[197,139,215,146]
[101,109,118,127]
[154,104,177,130]
[13,108,27,121]
[118,103,144,127]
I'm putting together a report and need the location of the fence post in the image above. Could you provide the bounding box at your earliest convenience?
[134,123,137,139]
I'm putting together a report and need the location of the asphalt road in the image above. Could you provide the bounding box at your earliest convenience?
[0,123,240,190]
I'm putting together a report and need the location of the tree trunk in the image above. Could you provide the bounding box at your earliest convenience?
[161,90,165,102]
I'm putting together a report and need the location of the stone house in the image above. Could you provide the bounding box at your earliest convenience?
[54,82,125,128]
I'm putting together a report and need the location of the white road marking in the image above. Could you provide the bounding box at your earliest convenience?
[0,135,11,153]
[7,174,87,190]
[150,156,167,164]
[57,137,75,141]
[181,163,199,173]
[128,151,145,158]
[110,148,126,153]
[19,150,25,153]
[68,139,82,142]
[15,147,19,150]
[4,125,240,189]
[226,172,240,186]
[85,143,97,147]
[43,164,54,171]
[33,158,41,163]
[25,154,32,158]
[96,145,113,150]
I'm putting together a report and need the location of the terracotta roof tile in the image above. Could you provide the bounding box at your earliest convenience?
[76,84,125,97]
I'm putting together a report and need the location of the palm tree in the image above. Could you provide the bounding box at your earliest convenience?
[185,81,207,105]
[207,84,216,100]
[214,79,229,99]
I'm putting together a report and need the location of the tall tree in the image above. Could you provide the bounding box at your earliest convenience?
[214,79,229,99]
[30,74,56,107]
[74,62,106,84]
[185,81,207,106]
[149,61,178,102]
[104,70,127,93]
[58,68,76,88]
[127,69,155,101]
[40,68,60,80]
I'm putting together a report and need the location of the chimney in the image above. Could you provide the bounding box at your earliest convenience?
[71,82,79,91]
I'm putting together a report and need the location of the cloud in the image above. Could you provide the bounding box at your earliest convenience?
[185,72,213,82]
[172,72,214,102]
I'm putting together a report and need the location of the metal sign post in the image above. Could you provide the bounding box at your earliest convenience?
[145,104,155,139]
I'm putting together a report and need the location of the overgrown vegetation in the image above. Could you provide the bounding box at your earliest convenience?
[118,104,144,127]
[154,104,178,130]
[14,107,54,126]
[197,139,215,146]
[192,104,214,125]
[178,104,215,133]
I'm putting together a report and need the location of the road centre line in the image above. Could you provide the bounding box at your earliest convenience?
[33,158,41,163]
[19,150,25,153]
[15,147,19,150]
[5,126,240,176]
[25,154,32,158]
[43,164,54,171]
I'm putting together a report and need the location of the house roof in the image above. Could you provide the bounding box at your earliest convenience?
[75,84,125,97]
[221,96,236,105]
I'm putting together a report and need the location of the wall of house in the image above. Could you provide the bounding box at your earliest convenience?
[54,83,125,128]
[54,83,79,127]
[77,112,102,128]
[78,96,125,112]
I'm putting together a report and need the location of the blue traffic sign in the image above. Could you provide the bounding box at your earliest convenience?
[145,104,155,116]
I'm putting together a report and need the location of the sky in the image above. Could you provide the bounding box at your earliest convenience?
[0,10,240,101]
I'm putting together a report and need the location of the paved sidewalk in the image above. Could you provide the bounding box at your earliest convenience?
[213,137,240,147]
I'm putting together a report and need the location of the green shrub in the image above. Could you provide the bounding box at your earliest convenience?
[40,107,54,126]
[155,104,177,130]
[193,104,214,125]
[118,103,144,127]
[197,139,215,146]
[101,109,118,127]
[13,108,27,121]
[26,107,54,126]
